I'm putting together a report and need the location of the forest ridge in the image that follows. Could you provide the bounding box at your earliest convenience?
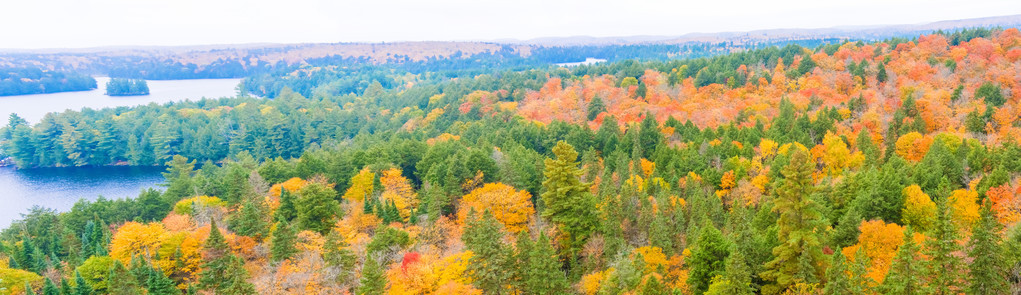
[1,28,1021,294]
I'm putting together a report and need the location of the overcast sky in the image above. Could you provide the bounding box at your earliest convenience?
[2,0,1020,49]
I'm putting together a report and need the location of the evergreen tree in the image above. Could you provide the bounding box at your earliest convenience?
[145,266,180,295]
[462,210,512,294]
[822,250,851,295]
[706,244,755,295]
[73,271,92,295]
[218,255,256,295]
[323,229,357,284]
[358,255,386,295]
[24,282,35,295]
[41,278,59,295]
[198,220,231,291]
[880,227,926,295]
[519,232,569,294]
[270,218,298,262]
[587,96,606,121]
[274,188,297,222]
[761,150,825,294]
[229,194,269,239]
[107,260,140,295]
[688,223,731,294]
[877,62,888,83]
[540,141,598,255]
[295,181,340,234]
[967,201,1009,294]
[848,248,875,294]
[926,196,962,295]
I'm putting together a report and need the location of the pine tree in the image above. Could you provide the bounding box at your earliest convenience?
[218,255,256,295]
[706,245,755,295]
[540,141,598,255]
[229,194,269,239]
[967,201,1009,294]
[270,218,297,262]
[60,279,72,295]
[688,223,731,294]
[880,226,926,295]
[24,282,35,295]
[519,232,569,294]
[358,255,386,295]
[848,248,875,294]
[73,271,93,295]
[296,181,340,234]
[822,250,851,295]
[761,150,825,294]
[107,260,140,295]
[199,220,231,291]
[145,266,180,295]
[926,196,962,295]
[462,210,513,294]
[323,229,357,284]
[877,62,888,83]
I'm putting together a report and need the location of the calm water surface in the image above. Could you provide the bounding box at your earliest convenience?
[0,77,242,123]
[0,77,241,227]
[0,166,165,228]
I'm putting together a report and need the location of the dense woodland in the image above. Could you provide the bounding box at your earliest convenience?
[3,28,1021,294]
[0,68,96,96]
[104,79,150,96]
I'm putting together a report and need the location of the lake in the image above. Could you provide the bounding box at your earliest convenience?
[0,77,241,228]
[0,77,242,123]
[0,166,166,228]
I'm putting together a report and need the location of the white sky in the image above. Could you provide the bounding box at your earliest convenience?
[1,0,1020,49]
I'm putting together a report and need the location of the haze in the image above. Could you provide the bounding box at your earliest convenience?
[2,0,1021,49]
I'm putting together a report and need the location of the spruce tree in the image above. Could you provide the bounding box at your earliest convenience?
[73,271,92,295]
[198,220,231,290]
[848,248,875,294]
[880,226,926,295]
[24,282,35,295]
[688,223,731,294]
[358,255,386,295]
[967,201,1009,294]
[145,266,180,295]
[270,218,298,262]
[41,278,59,295]
[462,210,513,294]
[822,250,851,295]
[926,196,962,295]
[323,229,357,284]
[877,62,888,83]
[218,255,256,295]
[274,188,297,222]
[520,232,569,294]
[706,245,754,295]
[229,195,269,239]
[761,150,825,294]
[107,260,140,295]
[295,181,340,234]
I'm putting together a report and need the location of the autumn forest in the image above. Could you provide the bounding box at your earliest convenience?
[3,27,1021,295]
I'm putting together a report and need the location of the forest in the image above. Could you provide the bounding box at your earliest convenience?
[0,68,96,96]
[2,27,1021,294]
[104,79,150,96]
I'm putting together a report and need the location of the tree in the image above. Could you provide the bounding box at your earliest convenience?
[518,231,569,295]
[822,250,851,295]
[976,82,1005,107]
[274,188,297,222]
[541,141,599,255]
[270,219,297,262]
[343,168,375,202]
[462,210,513,294]
[144,265,180,295]
[229,194,269,239]
[458,183,535,233]
[761,150,825,294]
[706,244,755,295]
[587,96,606,121]
[688,223,731,294]
[880,226,926,295]
[218,255,256,295]
[41,278,59,295]
[106,260,140,295]
[967,201,1008,294]
[198,220,231,291]
[380,168,418,220]
[926,197,962,295]
[296,180,340,234]
[901,185,936,232]
[73,271,92,295]
[358,255,386,295]
[877,62,888,83]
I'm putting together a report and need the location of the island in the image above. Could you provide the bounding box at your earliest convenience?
[105,78,150,96]
[0,67,97,96]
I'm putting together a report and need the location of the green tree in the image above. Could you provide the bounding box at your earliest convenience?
[270,218,297,262]
[462,210,513,294]
[358,255,386,295]
[218,255,256,295]
[41,278,59,295]
[926,197,962,295]
[144,266,180,295]
[229,194,269,239]
[688,223,731,294]
[198,220,231,291]
[587,96,606,121]
[107,260,140,295]
[967,202,1008,294]
[976,82,1005,107]
[877,62,888,83]
[705,244,755,295]
[760,150,825,294]
[880,226,926,295]
[274,188,297,222]
[73,271,92,295]
[822,250,851,295]
[518,231,569,295]
[540,141,598,255]
[296,181,340,234]
[323,230,357,284]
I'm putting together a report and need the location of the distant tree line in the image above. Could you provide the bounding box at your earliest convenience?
[105,78,149,96]
[0,67,96,96]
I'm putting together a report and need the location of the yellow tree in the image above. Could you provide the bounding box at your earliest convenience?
[820,132,864,176]
[842,220,918,285]
[894,132,932,162]
[457,183,535,233]
[110,222,168,264]
[343,167,375,203]
[381,168,419,220]
[902,185,937,232]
